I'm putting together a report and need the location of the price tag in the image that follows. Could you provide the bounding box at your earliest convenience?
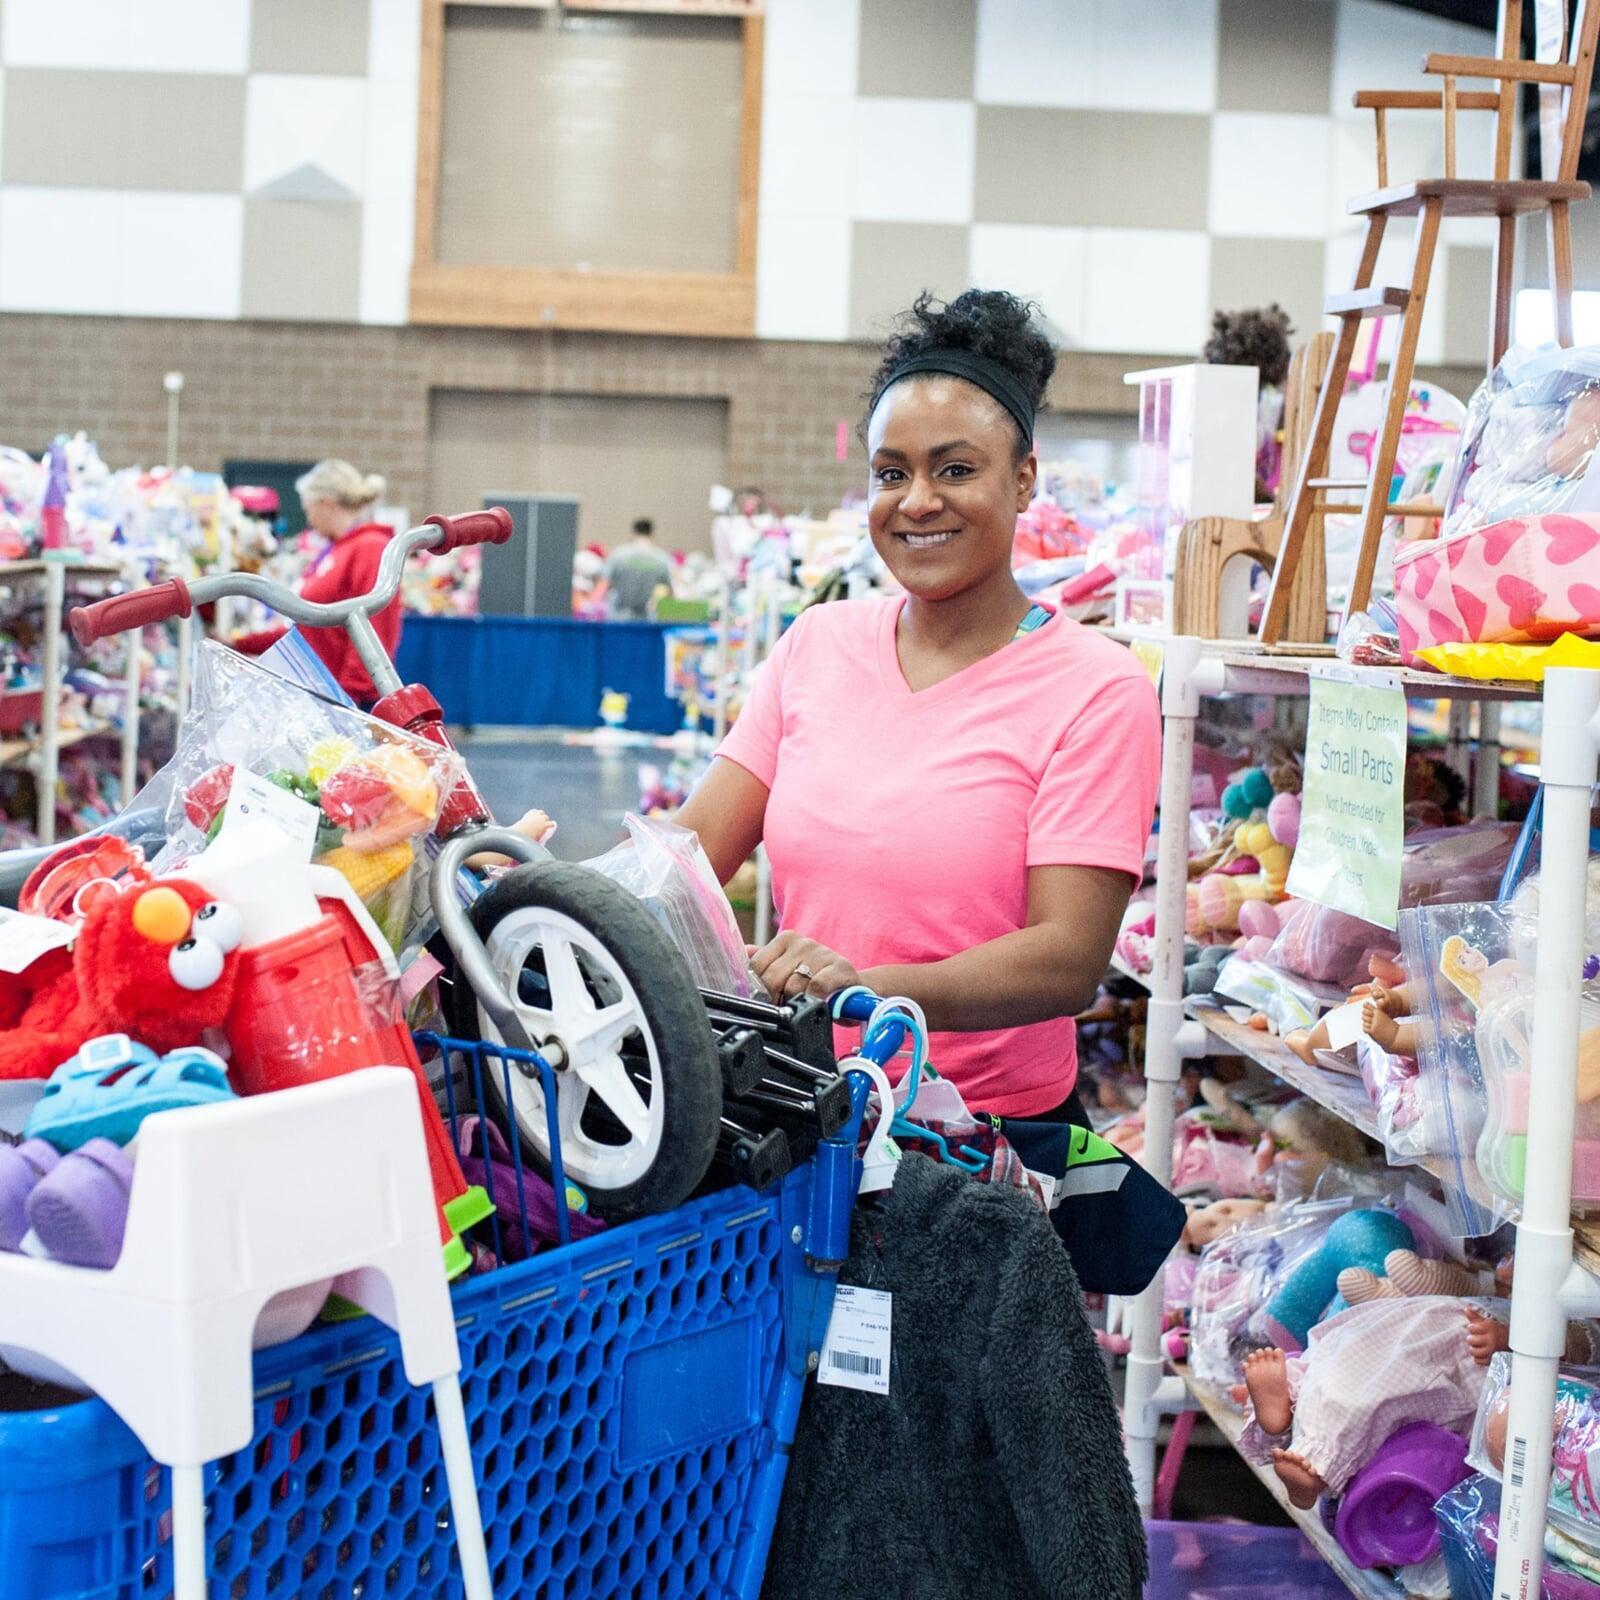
[1321,1000,1369,1053]
[1129,638,1165,689]
[818,1285,891,1396]
[0,909,73,974]
[219,767,321,861]
[1287,669,1406,930]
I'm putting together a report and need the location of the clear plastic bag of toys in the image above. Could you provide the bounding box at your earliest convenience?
[1437,1471,1600,1600]
[1266,824,1519,992]
[1442,344,1600,540]
[585,812,761,998]
[1399,900,1542,1238]
[128,643,467,962]
[1189,1190,1360,1392]
[1469,1354,1600,1572]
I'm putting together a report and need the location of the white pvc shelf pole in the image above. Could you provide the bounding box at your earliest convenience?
[1124,634,1211,1509]
[1492,665,1600,1600]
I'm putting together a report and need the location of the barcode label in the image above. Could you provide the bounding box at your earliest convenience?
[818,1286,891,1397]
[1511,1437,1528,1490]
[828,1350,882,1377]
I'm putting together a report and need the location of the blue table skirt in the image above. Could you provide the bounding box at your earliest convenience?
[395,615,683,734]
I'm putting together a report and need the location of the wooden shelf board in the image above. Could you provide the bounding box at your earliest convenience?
[0,721,115,771]
[1179,1371,1422,1600]
[1193,1010,1387,1146]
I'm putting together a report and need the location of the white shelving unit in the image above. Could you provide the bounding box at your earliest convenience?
[1121,635,1598,1600]
[0,560,140,844]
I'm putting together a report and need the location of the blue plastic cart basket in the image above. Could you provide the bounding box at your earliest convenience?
[0,1031,864,1600]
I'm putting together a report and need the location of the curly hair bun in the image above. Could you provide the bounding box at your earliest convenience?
[868,288,1056,423]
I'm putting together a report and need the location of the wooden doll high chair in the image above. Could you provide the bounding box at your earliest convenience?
[1259,0,1600,645]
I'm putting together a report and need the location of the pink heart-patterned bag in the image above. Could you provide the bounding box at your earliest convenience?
[1393,512,1600,662]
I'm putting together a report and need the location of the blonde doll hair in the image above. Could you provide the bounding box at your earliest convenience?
[295,459,386,511]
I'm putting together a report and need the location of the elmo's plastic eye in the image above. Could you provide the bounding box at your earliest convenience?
[169,937,225,991]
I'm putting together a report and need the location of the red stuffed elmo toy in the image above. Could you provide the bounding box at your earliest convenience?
[0,878,243,1080]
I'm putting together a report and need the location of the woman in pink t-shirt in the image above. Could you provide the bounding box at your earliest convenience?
[677,290,1160,1119]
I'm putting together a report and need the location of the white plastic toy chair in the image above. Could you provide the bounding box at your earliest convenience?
[0,1067,494,1600]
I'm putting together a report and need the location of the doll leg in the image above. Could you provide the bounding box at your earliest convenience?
[1243,1347,1295,1436]
[1384,1248,1484,1298]
[1272,1448,1328,1509]
[1337,1264,1402,1305]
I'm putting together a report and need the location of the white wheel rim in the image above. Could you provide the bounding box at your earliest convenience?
[478,904,665,1191]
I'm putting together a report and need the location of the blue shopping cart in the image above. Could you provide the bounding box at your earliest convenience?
[0,996,897,1600]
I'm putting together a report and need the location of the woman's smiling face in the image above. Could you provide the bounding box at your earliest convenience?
[866,376,1035,602]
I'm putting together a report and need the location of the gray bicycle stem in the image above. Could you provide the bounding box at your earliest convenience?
[184,521,558,1061]
[182,522,439,700]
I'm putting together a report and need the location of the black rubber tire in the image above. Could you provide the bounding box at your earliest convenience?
[444,860,721,1222]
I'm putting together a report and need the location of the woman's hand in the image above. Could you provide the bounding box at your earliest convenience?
[750,930,860,1004]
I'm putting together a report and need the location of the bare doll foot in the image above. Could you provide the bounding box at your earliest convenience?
[1243,1347,1293,1437]
[1362,999,1401,1051]
[1272,1448,1327,1509]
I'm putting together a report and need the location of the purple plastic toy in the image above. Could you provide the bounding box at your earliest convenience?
[1334,1420,1471,1566]
[0,1136,132,1270]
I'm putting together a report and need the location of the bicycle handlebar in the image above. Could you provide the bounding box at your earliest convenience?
[423,507,513,555]
[66,508,513,646]
[69,578,193,645]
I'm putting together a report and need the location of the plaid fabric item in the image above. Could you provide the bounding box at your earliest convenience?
[892,1118,1046,1210]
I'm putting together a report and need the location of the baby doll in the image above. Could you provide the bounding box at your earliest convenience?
[1233,1295,1496,1508]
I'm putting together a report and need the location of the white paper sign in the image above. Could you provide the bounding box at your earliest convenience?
[0,909,74,974]
[218,767,321,861]
[818,1285,891,1396]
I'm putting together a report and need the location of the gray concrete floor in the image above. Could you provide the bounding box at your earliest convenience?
[455,728,654,863]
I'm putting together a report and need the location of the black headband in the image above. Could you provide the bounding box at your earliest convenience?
[874,349,1037,445]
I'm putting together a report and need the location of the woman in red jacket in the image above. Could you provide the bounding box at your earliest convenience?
[233,459,401,708]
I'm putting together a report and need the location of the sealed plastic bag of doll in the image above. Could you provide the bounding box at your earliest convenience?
[1433,1474,1600,1600]
[128,642,466,962]
[1468,1355,1600,1576]
[585,813,761,998]
[1397,346,1600,661]
[1443,344,1600,540]
[1400,899,1551,1237]
[1266,823,1519,991]
[1189,1190,1364,1392]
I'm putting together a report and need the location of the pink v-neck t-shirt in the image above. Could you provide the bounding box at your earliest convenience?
[717,596,1160,1115]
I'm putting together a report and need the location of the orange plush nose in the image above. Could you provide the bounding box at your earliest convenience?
[132,886,192,946]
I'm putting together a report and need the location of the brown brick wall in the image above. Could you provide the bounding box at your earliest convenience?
[0,312,1486,516]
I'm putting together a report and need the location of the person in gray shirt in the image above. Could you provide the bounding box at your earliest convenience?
[604,519,676,620]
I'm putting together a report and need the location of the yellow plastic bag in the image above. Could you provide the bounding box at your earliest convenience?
[1415,632,1600,682]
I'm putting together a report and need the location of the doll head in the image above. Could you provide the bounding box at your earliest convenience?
[1182,1196,1268,1249]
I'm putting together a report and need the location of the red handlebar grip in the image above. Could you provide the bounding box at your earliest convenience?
[68,579,193,647]
[424,508,514,555]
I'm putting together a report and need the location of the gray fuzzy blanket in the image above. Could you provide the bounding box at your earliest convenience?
[763,1152,1146,1600]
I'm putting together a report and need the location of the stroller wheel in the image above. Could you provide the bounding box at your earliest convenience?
[445,861,720,1221]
